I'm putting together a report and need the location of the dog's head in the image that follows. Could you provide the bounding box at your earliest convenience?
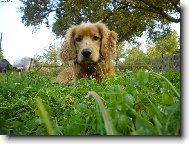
[60,22,117,64]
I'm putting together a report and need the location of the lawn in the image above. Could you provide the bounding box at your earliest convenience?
[0,70,180,135]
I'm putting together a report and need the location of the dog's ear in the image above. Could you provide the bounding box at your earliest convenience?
[95,22,117,60]
[59,26,77,63]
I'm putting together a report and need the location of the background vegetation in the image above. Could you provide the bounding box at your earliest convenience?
[18,0,180,69]
[0,32,3,59]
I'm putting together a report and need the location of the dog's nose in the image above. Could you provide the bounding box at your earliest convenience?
[81,48,92,58]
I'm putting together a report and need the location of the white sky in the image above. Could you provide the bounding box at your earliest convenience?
[0,0,180,65]
[0,0,61,65]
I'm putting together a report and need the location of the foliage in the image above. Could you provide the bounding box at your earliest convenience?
[33,43,63,77]
[0,48,3,60]
[0,70,180,135]
[117,30,180,71]
[114,42,127,69]
[35,43,61,66]
[0,32,3,59]
[19,0,180,43]
[154,30,180,57]
[147,46,161,59]
[0,50,3,59]
[125,45,147,65]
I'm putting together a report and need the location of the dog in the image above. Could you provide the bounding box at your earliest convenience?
[56,22,117,85]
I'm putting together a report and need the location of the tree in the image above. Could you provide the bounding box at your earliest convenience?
[35,43,61,65]
[146,46,161,59]
[0,51,3,59]
[154,30,179,58]
[125,45,147,64]
[34,43,64,76]
[19,0,180,43]
[0,32,3,59]
[114,42,127,68]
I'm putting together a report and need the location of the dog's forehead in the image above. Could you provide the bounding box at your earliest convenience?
[75,23,100,36]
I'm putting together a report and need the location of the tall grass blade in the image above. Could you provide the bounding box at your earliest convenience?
[95,101,104,135]
[36,98,54,135]
[86,91,116,135]
[152,72,180,98]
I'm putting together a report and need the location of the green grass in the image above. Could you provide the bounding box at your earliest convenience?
[0,70,180,135]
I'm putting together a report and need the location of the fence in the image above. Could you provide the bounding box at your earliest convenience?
[119,51,180,72]
[148,51,180,72]
[32,52,180,73]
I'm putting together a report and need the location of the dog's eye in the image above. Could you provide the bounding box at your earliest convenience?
[75,37,82,42]
[93,36,99,41]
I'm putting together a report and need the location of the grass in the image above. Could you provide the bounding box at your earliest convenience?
[0,70,180,135]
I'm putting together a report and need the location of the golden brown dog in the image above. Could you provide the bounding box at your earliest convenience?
[56,22,117,84]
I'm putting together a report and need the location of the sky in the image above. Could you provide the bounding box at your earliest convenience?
[0,0,180,65]
[0,0,61,65]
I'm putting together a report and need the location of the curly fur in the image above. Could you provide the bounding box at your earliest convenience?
[56,22,117,84]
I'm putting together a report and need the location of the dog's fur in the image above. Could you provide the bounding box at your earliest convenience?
[56,22,117,84]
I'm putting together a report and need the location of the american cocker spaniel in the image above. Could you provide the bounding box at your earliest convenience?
[56,22,117,85]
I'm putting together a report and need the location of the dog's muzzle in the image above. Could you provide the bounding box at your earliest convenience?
[81,48,92,58]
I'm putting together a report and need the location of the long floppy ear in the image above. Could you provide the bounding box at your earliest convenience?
[95,22,117,60]
[59,26,77,64]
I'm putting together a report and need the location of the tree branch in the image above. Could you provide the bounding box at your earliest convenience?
[114,0,180,23]
[139,0,180,23]
[171,1,181,13]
